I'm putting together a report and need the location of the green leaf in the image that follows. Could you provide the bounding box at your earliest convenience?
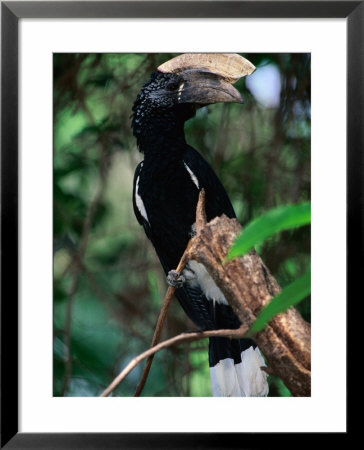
[248,269,311,335]
[226,202,311,261]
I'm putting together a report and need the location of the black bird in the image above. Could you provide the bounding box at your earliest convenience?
[132,54,268,396]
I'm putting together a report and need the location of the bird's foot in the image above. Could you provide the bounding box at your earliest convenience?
[167,270,186,288]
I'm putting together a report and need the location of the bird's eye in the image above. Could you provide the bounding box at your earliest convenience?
[166,81,179,91]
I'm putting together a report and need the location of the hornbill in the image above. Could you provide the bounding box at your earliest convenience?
[132,54,268,397]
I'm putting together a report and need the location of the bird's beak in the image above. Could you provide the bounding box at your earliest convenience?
[158,53,255,105]
[178,70,243,105]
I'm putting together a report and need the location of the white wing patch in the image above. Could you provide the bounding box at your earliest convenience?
[183,260,228,305]
[183,162,200,190]
[135,173,150,225]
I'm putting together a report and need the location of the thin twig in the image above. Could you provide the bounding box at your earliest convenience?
[100,326,248,397]
[133,190,206,396]
[133,240,193,396]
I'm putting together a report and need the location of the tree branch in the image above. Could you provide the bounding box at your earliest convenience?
[100,325,248,397]
[188,215,311,396]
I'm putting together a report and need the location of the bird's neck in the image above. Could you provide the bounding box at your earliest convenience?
[138,119,187,157]
[133,105,195,157]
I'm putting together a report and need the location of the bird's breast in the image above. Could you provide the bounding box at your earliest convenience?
[137,158,200,261]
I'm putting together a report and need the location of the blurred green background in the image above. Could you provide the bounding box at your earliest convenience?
[53,53,311,397]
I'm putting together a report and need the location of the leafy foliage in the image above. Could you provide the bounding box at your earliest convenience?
[226,202,311,336]
[54,53,311,397]
[227,202,311,260]
[248,268,311,335]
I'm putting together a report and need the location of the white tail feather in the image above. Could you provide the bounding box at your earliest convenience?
[210,346,269,397]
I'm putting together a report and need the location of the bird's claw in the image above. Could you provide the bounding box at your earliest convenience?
[167,270,186,288]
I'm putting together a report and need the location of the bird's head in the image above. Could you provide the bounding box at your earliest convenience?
[132,53,255,148]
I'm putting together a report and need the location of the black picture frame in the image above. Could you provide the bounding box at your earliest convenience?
[1,1,359,448]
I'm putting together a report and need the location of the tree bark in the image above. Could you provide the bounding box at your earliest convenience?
[189,214,311,397]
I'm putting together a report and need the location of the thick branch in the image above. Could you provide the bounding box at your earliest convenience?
[188,214,311,396]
